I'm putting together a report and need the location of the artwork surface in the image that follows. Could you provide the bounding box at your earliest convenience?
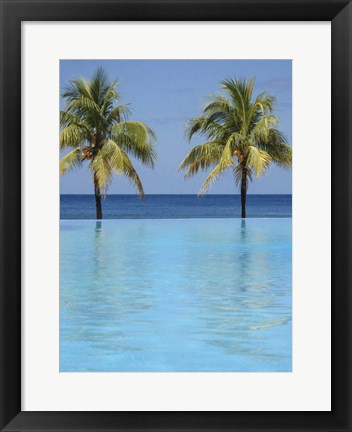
[60,60,292,372]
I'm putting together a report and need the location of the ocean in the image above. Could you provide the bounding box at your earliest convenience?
[60,194,292,219]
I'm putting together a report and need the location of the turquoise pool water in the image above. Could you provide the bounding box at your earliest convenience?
[60,218,292,372]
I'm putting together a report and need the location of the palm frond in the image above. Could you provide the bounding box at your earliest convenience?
[96,140,144,197]
[185,116,229,141]
[256,129,292,168]
[250,93,276,117]
[246,146,271,177]
[66,95,100,114]
[111,121,157,167]
[249,115,278,141]
[203,95,237,125]
[107,104,131,125]
[60,148,82,175]
[179,141,224,178]
[198,140,235,194]
[62,78,92,102]
[62,76,106,130]
[60,124,86,149]
[199,158,231,195]
[89,152,112,193]
[60,110,93,133]
[90,67,112,106]
[100,82,120,119]
[221,77,255,115]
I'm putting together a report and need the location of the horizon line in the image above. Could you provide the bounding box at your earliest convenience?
[60,193,292,196]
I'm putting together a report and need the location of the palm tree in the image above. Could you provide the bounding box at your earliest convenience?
[179,77,292,218]
[60,68,157,219]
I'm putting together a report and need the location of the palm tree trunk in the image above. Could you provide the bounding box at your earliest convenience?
[241,168,247,219]
[94,173,103,220]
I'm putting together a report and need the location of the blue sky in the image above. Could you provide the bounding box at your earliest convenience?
[60,60,292,194]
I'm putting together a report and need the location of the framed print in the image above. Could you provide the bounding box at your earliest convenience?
[0,0,351,431]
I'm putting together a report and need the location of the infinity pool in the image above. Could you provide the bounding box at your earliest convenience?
[60,218,292,372]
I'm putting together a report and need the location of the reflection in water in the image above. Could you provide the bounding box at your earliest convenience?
[60,218,292,372]
[180,218,283,360]
[238,218,249,292]
[93,221,104,280]
[240,218,246,241]
[61,220,154,358]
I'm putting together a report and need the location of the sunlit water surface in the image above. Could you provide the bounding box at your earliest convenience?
[60,218,292,372]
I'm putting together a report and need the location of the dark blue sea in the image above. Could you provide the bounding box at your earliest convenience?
[60,194,292,219]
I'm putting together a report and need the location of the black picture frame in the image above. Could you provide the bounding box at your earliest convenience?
[0,1,351,431]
